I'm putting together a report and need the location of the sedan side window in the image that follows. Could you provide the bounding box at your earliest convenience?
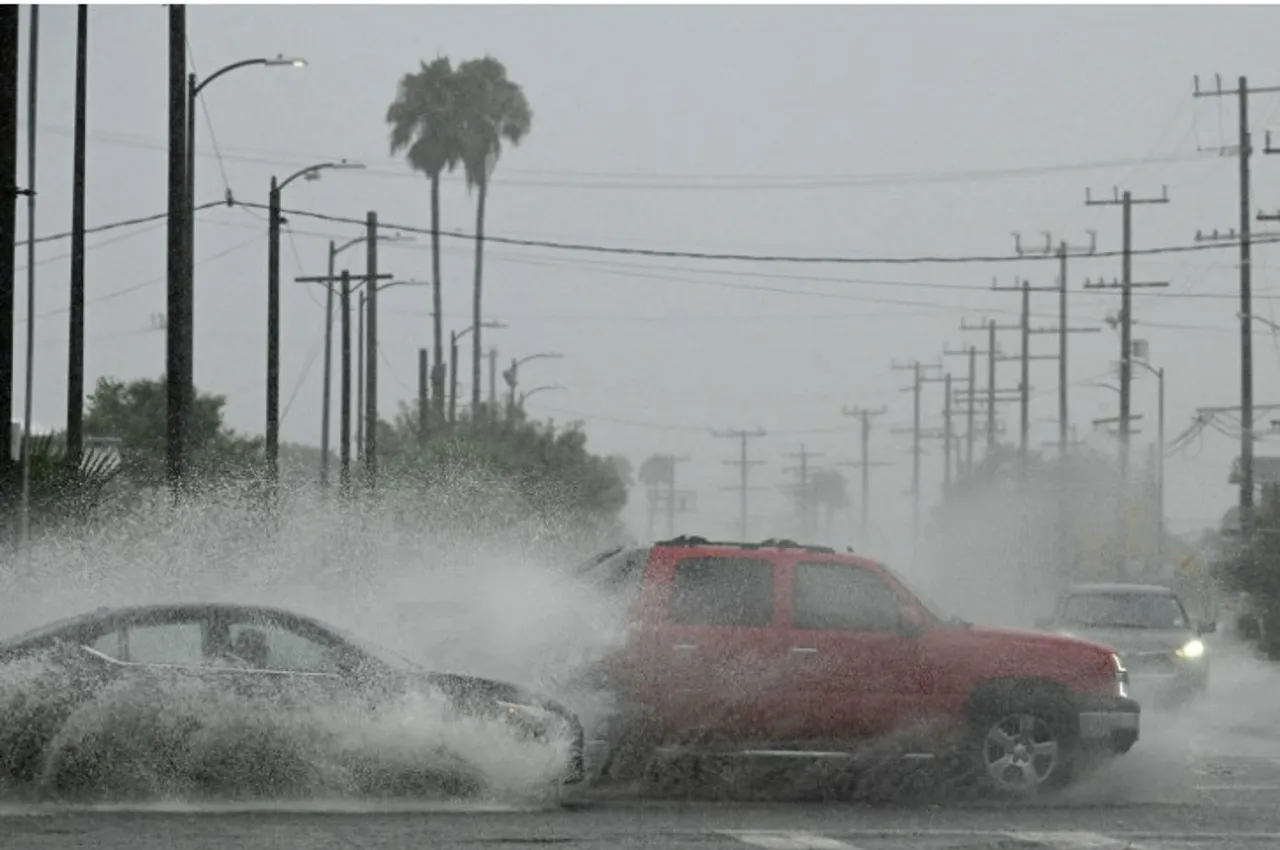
[89,629,124,660]
[793,562,904,632]
[225,623,338,674]
[126,622,206,666]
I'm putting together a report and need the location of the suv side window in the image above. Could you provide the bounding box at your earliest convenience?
[669,556,774,627]
[793,562,903,631]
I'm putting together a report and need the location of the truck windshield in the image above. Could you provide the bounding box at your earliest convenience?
[1062,592,1189,630]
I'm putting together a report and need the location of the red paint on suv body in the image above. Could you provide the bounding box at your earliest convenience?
[585,540,1131,754]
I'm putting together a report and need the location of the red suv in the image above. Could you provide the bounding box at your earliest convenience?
[575,536,1139,796]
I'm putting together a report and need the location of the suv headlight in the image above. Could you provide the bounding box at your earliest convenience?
[1176,638,1206,660]
[1111,653,1129,697]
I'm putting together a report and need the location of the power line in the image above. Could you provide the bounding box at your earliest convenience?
[15,200,224,248]
[16,232,264,326]
[241,199,1280,266]
[200,213,1280,310]
[22,121,1218,189]
[20,199,1280,277]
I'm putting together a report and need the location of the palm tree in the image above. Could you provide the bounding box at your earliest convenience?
[453,57,532,418]
[386,56,462,422]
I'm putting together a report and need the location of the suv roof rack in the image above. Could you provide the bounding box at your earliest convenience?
[653,535,836,554]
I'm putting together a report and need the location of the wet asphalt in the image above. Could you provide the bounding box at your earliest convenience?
[2,653,1279,850]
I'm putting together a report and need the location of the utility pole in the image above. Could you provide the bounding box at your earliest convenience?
[1012,230,1101,454]
[1197,75,1280,551]
[165,3,188,499]
[266,175,281,486]
[965,346,975,474]
[712,428,767,540]
[488,347,498,416]
[841,405,889,538]
[18,4,37,550]
[1085,187,1170,490]
[364,211,379,489]
[0,4,16,480]
[417,348,429,446]
[295,267,392,477]
[65,4,87,467]
[1195,74,1274,552]
[339,271,352,493]
[943,374,953,494]
[891,360,941,550]
[319,241,337,486]
[960,318,1018,456]
[920,371,968,495]
[1086,187,1170,577]
[989,279,1060,474]
[356,292,364,460]
[783,444,825,537]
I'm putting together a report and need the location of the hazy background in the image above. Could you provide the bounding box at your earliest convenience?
[12,4,1280,561]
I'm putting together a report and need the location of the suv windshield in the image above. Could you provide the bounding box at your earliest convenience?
[1061,592,1189,630]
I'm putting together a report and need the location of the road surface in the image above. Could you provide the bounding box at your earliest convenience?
[2,653,1279,850]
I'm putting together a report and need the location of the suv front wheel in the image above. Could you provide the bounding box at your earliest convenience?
[965,689,1077,797]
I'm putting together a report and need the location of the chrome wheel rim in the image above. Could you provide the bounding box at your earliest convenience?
[981,712,1059,793]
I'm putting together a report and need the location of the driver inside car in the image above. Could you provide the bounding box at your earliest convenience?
[229,628,270,669]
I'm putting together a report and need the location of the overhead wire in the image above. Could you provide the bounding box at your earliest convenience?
[239,199,1280,266]
[16,232,264,325]
[23,121,1218,190]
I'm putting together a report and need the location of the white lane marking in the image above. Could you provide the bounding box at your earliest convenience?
[1007,832,1146,849]
[718,830,858,850]
[1196,783,1280,791]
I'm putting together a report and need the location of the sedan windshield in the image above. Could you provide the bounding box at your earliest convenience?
[1061,592,1189,630]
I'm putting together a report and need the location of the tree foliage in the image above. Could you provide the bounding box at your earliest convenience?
[0,433,122,537]
[82,376,262,487]
[377,402,629,549]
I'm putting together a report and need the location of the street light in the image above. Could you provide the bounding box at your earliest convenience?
[185,54,305,407]
[503,352,564,416]
[316,233,414,487]
[266,160,364,483]
[449,322,507,425]
[1132,341,1165,567]
[519,384,565,410]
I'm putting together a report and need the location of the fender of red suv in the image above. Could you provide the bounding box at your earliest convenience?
[919,623,1125,712]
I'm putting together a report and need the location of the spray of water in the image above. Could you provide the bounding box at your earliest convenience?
[0,476,633,806]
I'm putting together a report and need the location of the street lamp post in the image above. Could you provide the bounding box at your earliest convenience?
[450,322,507,426]
[266,160,362,484]
[518,384,565,410]
[186,54,304,427]
[1132,346,1164,568]
[503,352,564,418]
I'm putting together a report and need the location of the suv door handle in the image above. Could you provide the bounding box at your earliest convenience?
[790,646,818,654]
[671,643,697,652]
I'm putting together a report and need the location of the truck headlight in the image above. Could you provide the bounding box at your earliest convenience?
[1176,639,1205,660]
[1112,653,1129,697]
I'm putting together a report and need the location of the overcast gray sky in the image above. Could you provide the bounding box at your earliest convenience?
[12,4,1280,554]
